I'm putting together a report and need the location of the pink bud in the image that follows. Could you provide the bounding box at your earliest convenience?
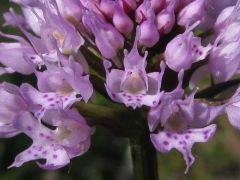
[174,0,192,12]
[135,0,148,24]
[151,0,165,13]
[98,0,116,18]
[165,33,192,71]
[139,19,160,47]
[113,5,134,34]
[156,0,176,34]
[165,22,211,71]
[138,0,160,47]
[56,0,83,21]
[83,11,124,59]
[178,0,206,27]
[119,0,137,14]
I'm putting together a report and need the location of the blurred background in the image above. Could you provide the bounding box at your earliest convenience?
[1,0,240,179]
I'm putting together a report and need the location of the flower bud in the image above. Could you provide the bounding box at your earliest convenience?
[113,4,134,34]
[165,33,192,71]
[119,0,137,14]
[135,0,148,23]
[156,0,176,34]
[165,22,211,71]
[139,20,160,47]
[138,1,160,47]
[151,0,165,13]
[83,11,124,59]
[178,0,206,27]
[174,0,192,12]
[98,0,116,18]
[56,0,83,21]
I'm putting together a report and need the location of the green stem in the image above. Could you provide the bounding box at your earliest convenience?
[130,126,159,180]
[76,102,159,179]
[195,78,240,99]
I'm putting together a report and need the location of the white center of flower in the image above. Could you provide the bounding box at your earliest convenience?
[121,70,146,95]
[48,73,73,95]
[165,110,187,132]
[56,125,71,141]
[53,30,65,48]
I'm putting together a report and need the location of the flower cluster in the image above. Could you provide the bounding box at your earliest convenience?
[0,0,240,174]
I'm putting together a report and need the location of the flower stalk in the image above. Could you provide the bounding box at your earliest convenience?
[130,128,159,180]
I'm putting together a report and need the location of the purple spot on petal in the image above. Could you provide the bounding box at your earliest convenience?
[34,154,38,157]
[50,104,55,107]
[39,133,44,137]
[179,141,183,145]
[163,141,169,146]
[42,151,47,155]
[188,156,192,162]
[166,133,171,138]
[204,130,209,135]
[204,135,208,139]
[43,94,48,98]
[27,126,32,131]
[112,93,116,98]
[173,135,178,140]
[16,156,22,161]
[27,150,32,154]
[128,99,132,101]
[48,98,54,101]
[185,135,189,139]
[53,154,58,159]
[137,98,141,102]
[64,97,68,101]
